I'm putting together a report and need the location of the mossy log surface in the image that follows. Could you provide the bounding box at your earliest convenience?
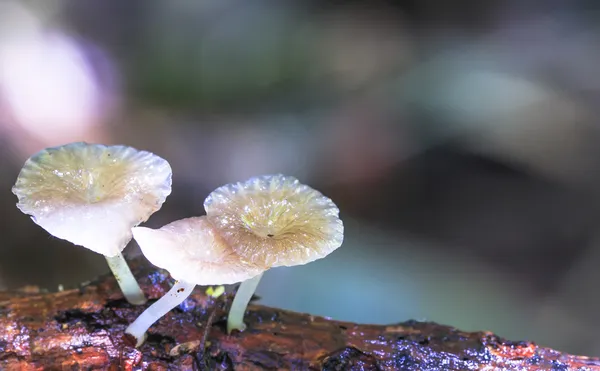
[1,258,599,370]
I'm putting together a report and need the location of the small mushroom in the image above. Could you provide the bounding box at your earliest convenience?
[204,174,344,333]
[12,142,172,305]
[126,216,264,347]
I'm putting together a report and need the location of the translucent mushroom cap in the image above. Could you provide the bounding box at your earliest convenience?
[204,174,344,268]
[132,216,265,285]
[12,142,172,257]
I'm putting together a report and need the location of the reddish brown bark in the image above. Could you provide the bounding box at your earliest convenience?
[1,258,599,370]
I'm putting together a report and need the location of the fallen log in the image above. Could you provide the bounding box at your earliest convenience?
[1,258,598,370]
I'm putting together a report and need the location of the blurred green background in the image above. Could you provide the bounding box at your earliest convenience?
[2,0,600,357]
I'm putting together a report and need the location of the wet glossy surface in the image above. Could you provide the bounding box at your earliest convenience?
[1,258,600,370]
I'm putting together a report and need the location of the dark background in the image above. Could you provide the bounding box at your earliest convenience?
[2,0,600,356]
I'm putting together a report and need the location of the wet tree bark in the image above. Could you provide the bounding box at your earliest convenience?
[1,258,599,370]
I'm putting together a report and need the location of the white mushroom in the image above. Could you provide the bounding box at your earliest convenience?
[126,216,264,347]
[12,142,172,305]
[204,174,344,333]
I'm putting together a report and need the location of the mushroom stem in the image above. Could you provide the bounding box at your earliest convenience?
[105,252,147,305]
[125,279,196,347]
[227,272,264,334]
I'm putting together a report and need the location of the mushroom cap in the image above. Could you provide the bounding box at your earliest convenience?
[204,174,344,268]
[132,216,265,285]
[12,142,172,257]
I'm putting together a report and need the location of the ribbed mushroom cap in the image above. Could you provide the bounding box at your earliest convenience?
[132,216,265,285]
[204,174,344,268]
[12,142,172,257]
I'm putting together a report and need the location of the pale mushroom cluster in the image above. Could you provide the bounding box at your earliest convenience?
[13,142,344,348]
[127,174,343,345]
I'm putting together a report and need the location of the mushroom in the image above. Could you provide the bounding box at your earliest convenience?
[126,216,265,347]
[204,174,344,333]
[12,142,172,305]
